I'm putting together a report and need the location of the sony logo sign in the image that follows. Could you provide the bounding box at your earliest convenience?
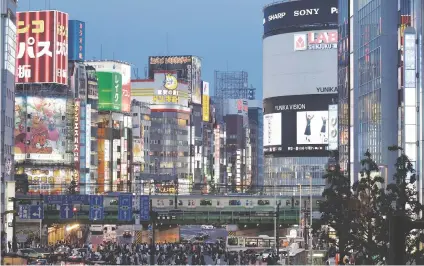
[267,7,338,22]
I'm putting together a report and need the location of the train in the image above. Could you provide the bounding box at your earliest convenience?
[104,194,324,211]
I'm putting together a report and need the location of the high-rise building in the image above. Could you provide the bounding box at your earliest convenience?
[262,0,338,195]
[338,0,398,183]
[1,0,17,248]
[248,100,264,189]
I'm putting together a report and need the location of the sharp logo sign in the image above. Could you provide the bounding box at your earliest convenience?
[267,7,338,23]
[294,31,338,51]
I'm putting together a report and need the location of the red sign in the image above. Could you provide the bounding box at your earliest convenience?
[16,11,68,85]
[307,31,338,44]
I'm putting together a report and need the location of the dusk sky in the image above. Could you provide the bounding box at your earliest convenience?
[18,0,272,98]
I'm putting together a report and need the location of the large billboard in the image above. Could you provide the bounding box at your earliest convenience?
[202,81,210,122]
[148,56,202,104]
[263,94,337,157]
[263,0,338,37]
[97,71,122,111]
[68,20,85,61]
[15,167,73,195]
[85,61,131,112]
[263,30,337,99]
[16,10,68,85]
[14,96,67,161]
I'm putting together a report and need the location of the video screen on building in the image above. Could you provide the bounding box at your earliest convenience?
[263,94,337,157]
[14,96,67,162]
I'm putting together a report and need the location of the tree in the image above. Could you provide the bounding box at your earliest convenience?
[313,164,357,263]
[67,180,77,195]
[351,150,387,264]
[385,146,424,264]
[208,176,217,194]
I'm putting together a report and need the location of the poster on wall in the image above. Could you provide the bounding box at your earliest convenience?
[14,96,67,161]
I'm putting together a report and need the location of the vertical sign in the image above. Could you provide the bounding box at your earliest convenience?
[68,20,85,61]
[202,81,210,122]
[16,11,68,84]
[140,196,150,221]
[74,99,81,170]
[328,104,338,150]
[97,71,122,111]
[121,64,131,113]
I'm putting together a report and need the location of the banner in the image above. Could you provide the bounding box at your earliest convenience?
[202,81,210,122]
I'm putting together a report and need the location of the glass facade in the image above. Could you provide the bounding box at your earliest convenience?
[150,111,190,180]
[264,157,327,196]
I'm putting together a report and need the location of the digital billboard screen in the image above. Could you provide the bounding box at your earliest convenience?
[15,167,73,195]
[263,0,338,37]
[263,94,337,157]
[148,56,202,105]
[15,96,67,162]
[16,11,68,85]
[97,71,122,111]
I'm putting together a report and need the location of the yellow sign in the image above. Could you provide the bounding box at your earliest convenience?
[202,95,209,122]
[153,95,178,104]
[164,73,178,90]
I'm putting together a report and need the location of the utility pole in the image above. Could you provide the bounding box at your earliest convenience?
[174,176,178,209]
[11,197,17,252]
[149,199,156,265]
[275,201,281,256]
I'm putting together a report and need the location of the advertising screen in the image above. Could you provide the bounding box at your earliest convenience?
[263,0,338,37]
[133,139,143,163]
[14,96,67,161]
[16,11,68,85]
[328,104,338,150]
[202,81,210,122]
[16,167,73,195]
[97,71,122,111]
[263,94,337,157]
[148,56,202,104]
[68,20,85,61]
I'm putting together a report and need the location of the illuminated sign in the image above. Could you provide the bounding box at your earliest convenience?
[294,31,338,51]
[16,11,68,84]
[202,81,210,122]
[74,100,80,167]
[153,73,179,104]
[149,56,191,65]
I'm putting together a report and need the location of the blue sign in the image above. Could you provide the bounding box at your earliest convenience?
[70,195,89,204]
[118,194,133,221]
[44,195,62,204]
[140,196,150,221]
[60,205,74,219]
[89,195,104,221]
[68,20,86,61]
[19,205,44,219]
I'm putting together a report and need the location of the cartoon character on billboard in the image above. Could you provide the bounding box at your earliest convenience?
[14,102,27,154]
[164,73,178,90]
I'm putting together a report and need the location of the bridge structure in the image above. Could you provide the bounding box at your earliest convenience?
[14,194,321,226]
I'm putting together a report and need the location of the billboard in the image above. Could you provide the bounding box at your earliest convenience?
[263,0,338,37]
[86,104,91,168]
[14,96,67,161]
[133,139,143,163]
[293,31,338,51]
[202,81,210,122]
[16,11,69,85]
[74,99,81,171]
[85,61,131,112]
[263,94,337,157]
[148,56,202,104]
[97,71,122,111]
[68,20,85,61]
[16,167,73,195]
[87,66,98,99]
[263,30,337,98]
[328,104,338,150]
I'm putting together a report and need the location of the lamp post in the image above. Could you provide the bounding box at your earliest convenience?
[273,171,277,250]
[308,173,313,265]
[299,184,302,237]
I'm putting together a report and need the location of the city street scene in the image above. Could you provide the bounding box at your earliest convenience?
[1,0,424,265]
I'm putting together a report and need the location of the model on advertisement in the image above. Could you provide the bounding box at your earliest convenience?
[297,111,328,145]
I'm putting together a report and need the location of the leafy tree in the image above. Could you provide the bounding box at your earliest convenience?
[313,164,357,264]
[351,150,387,264]
[208,176,217,194]
[67,180,77,195]
[385,146,424,264]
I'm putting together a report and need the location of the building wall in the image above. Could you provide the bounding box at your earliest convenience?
[1,0,17,242]
[248,107,264,188]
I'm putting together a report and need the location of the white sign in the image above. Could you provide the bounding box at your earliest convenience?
[328,104,338,150]
[263,113,282,146]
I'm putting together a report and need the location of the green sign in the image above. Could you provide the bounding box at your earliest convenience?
[97,71,122,111]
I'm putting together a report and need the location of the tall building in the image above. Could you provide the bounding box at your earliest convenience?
[262,0,338,195]
[85,60,133,193]
[338,0,398,183]
[1,0,17,247]
[131,71,191,194]
[248,100,264,189]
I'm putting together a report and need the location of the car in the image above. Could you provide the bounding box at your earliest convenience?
[261,249,274,262]
[32,248,50,259]
[17,248,43,259]
[201,225,214,230]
